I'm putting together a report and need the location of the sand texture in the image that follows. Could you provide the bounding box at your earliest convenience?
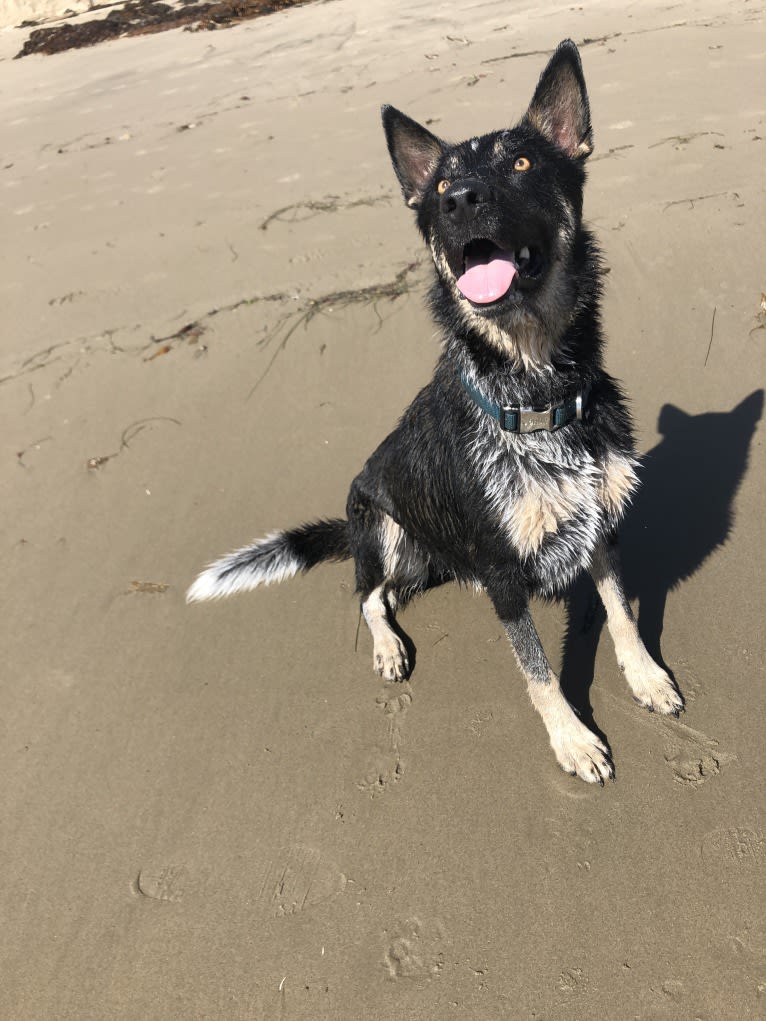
[2,1,765,1017]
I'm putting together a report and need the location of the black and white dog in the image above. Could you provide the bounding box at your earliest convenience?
[188,40,684,783]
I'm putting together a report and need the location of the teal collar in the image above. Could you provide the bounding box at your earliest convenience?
[460,374,590,434]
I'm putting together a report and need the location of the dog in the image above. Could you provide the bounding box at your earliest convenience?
[188,40,684,784]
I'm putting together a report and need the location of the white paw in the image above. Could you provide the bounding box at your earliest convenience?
[626,663,684,716]
[373,631,409,682]
[550,720,614,785]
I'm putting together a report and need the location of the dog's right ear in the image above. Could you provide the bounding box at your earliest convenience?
[382,105,445,209]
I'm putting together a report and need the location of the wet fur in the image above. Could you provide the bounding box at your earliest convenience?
[188,41,683,783]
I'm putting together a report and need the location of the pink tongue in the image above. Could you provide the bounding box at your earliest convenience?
[456,249,517,304]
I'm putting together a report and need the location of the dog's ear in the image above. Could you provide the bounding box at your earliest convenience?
[523,39,593,159]
[733,389,764,424]
[657,404,688,435]
[382,105,445,208]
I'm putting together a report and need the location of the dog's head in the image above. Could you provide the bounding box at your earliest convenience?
[382,40,595,366]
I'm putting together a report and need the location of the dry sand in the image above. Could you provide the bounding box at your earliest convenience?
[0,0,93,31]
[2,1,765,1017]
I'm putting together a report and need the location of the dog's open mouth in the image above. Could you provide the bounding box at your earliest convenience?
[456,239,542,305]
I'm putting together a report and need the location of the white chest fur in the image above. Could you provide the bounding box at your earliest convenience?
[473,427,638,593]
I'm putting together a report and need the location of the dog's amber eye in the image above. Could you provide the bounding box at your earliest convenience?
[513,156,532,172]
[436,179,450,195]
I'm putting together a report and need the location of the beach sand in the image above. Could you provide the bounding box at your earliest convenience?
[2,1,765,1017]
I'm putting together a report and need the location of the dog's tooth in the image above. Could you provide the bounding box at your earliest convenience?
[519,246,530,263]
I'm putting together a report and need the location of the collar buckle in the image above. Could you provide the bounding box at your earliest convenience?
[461,373,589,434]
[516,405,557,434]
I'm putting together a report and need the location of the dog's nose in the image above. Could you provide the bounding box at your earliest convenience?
[440,178,492,224]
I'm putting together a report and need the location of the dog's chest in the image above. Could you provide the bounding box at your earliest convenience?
[475,430,605,590]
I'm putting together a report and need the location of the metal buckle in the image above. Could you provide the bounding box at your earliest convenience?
[518,405,556,434]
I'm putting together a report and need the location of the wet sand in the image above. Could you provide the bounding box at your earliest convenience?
[2,1,765,1017]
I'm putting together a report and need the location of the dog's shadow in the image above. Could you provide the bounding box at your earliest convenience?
[560,389,764,720]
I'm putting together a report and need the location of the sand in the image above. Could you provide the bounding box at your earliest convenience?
[2,1,765,1017]
[0,0,91,31]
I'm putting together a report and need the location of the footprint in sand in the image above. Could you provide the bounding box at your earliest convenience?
[136,864,191,903]
[661,719,735,786]
[557,965,587,995]
[701,827,766,868]
[355,684,412,797]
[607,691,734,787]
[136,845,346,918]
[383,916,446,981]
[258,844,346,919]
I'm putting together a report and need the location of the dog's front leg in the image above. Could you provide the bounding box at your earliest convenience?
[361,584,410,682]
[589,540,684,716]
[499,605,614,784]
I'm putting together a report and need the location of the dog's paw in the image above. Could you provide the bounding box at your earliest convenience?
[373,631,410,682]
[627,664,685,717]
[550,721,614,785]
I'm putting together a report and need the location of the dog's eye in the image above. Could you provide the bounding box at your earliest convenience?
[513,156,532,172]
[436,179,450,195]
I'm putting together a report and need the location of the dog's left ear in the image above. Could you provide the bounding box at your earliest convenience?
[523,39,593,159]
[382,105,445,208]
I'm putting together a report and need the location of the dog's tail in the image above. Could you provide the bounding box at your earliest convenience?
[186,518,351,603]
